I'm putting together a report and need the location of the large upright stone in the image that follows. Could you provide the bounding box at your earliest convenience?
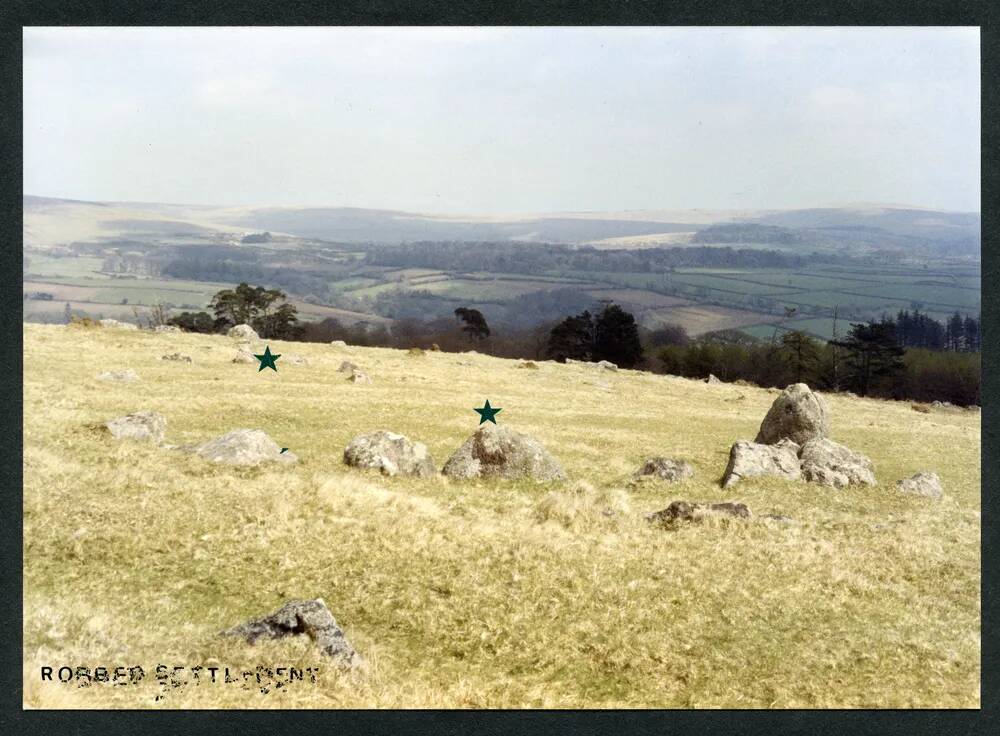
[798,437,875,488]
[721,439,802,488]
[755,383,830,445]
[221,599,363,670]
[343,431,435,477]
[442,424,566,481]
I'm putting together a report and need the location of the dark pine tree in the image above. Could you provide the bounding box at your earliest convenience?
[546,310,595,362]
[831,320,905,397]
[593,303,644,368]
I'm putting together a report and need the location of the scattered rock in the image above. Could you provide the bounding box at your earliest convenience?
[721,439,802,488]
[347,369,372,384]
[896,471,943,499]
[596,360,618,371]
[759,513,797,524]
[646,500,751,525]
[798,437,875,488]
[186,429,298,466]
[519,361,539,370]
[228,324,259,341]
[104,411,166,444]
[162,352,192,363]
[633,457,694,483]
[430,343,441,351]
[153,324,181,333]
[755,383,830,445]
[706,374,721,384]
[232,349,256,364]
[330,340,347,348]
[221,599,363,670]
[337,360,359,374]
[966,405,980,413]
[343,431,436,477]
[98,318,138,331]
[97,369,139,383]
[911,403,931,414]
[442,424,566,481]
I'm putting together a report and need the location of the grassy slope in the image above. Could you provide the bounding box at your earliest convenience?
[23,324,980,708]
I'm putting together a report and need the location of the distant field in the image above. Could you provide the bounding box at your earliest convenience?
[643,304,773,334]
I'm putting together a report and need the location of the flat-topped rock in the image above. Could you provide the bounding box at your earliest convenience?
[798,437,875,488]
[99,318,138,331]
[105,411,166,444]
[646,500,751,525]
[186,429,297,466]
[721,439,801,488]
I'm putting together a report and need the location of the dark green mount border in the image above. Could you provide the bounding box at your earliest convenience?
[0,2,996,735]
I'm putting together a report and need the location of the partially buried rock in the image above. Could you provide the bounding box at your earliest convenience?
[633,457,694,483]
[97,369,139,383]
[798,437,875,488]
[99,318,138,331]
[153,324,181,333]
[442,424,566,481]
[755,383,830,445]
[646,500,751,525]
[896,471,943,499]
[706,374,722,384]
[518,360,539,370]
[105,411,166,444]
[221,599,363,670]
[228,324,259,341]
[347,369,372,384]
[596,360,617,371]
[232,349,255,364]
[343,430,435,477]
[330,340,347,348]
[162,352,192,363]
[337,360,359,373]
[721,439,801,488]
[186,429,297,466]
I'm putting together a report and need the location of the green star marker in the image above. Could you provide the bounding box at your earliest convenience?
[474,399,502,425]
[254,345,281,372]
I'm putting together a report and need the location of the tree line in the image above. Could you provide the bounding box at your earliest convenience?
[164,283,980,406]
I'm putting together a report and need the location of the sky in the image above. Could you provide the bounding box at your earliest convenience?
[23,26,980,214]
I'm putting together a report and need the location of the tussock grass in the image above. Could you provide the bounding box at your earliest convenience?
[22,324,980,708]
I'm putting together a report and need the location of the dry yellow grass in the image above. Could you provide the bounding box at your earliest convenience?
[22,323,980,708]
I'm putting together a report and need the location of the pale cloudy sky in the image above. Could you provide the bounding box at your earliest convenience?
[23,26,980,214]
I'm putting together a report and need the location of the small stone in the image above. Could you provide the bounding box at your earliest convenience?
[338,360,359,373]
[97,369,139,382]
[896,471,943,499]
[519,361,539,370]
[232,349,256,364]
[185,429,297,466]
[596,360,618,371]
[228,324,259,341]
[105,411,167,444]
[153,325,181,333]
[221,599,363,670]
[330,340,348,347]
[646,500,751,525]
[343,431,435,477]
[633,457,694,483]
[98,318,138,331]
[162,352,193,363]
[706,374,721,384]
[348,369,372,384]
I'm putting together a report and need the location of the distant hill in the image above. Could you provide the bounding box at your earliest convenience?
[23,196,980,254]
